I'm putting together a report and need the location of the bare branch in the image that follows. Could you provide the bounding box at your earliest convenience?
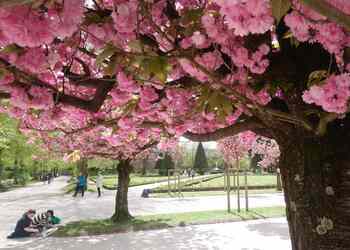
[300,0,350,31]
[0,58,115,112]
[183,119,265,142]
[316,112,339,136]
[0,92,11,99]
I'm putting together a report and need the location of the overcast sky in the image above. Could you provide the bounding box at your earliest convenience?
[179,137,217,150]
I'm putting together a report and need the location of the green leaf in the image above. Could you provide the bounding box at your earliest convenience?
[205,90,234,122]
[0,68,6,79]
[222,99,234,116]
[141,56,171,83]
[103,56,117,76]
[271,0,291,24]
[123,99,139,115]
[96,43,117,67]
[280,82,293,92]
[250,81,266,93]
[0,44,23,54]
[139,34,159,48]
[181,8,203,26]
[207,91,220,112]
[307,70,328,87]
[0,0,35,7]
[128,40,143,53]
[290,36,300,48]
[282,31,293,39]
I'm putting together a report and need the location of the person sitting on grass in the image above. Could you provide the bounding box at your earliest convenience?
[7,209,40,239]
[32,210,55,232]
[49,213,61,225]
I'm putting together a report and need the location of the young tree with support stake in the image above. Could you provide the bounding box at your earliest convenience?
[218,131,255,212]
[0,1,350,249]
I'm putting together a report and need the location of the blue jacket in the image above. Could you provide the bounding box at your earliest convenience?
[77,176,86,187]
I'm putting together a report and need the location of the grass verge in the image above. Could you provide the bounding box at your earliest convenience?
[154,175,277,192]
[53,206,286,237]
[150,189,282,198]
[91,174,222,190]
[0,179,37,192]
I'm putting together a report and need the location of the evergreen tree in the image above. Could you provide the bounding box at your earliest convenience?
[158,153,175,176]
[193,143,208,175]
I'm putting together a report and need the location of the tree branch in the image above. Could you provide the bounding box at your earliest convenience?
[0,92,11,99]
[300,0,350,31]
[183,119,266,142]
[0,58,114,112]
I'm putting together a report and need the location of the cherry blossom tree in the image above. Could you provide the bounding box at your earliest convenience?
[0,0,349,249]
[218,131,280,170]
[251,136,280,169]
[218,131,256,167]
[25,124,158,222]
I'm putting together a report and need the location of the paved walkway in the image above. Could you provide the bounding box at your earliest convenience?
[0,177,286,249]
[3,218,291,250]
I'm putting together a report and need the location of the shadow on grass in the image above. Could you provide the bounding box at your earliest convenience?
[63,182,96,194]
[249,211,267,219]
[226,210,262,221]
[53,218,173,237]
[53,207,286,238]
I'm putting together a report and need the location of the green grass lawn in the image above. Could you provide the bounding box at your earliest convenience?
[154,174,277,192]
[95,175,170,189]
[0,179,37,192]
[190,175,277,188]
[153,174,223,191]
[151,189,283,198]
[53,206,286,237]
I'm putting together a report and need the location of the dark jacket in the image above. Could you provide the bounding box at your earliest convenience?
[8,215,32,238]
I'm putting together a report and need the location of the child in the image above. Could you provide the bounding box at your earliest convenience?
[32,210,54,231]
[96,173,103,197]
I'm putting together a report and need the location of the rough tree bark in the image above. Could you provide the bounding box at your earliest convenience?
[141,158,147,176]
[277,117,350,250]
[185,115,350,250]
[112,159,133,222]
[77,158,88,177]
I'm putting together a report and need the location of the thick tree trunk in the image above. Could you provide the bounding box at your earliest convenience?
[141,159,147,176]
[112,159,133,222]
[77,158,88,177]
[278,119,350,250]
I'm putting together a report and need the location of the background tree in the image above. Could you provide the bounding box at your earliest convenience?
[34,123,159,222]
[249,154,262,174]
[206,148,225,170]
[193,142,209,175]
[0,1,350,249]
[157,153,175,176]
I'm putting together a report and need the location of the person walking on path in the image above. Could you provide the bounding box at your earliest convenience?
[73,174,87,197]
[96,173,103,198]
[47,173,53,184]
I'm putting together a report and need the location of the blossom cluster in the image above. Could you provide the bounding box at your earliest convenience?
[302,74,350,114]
